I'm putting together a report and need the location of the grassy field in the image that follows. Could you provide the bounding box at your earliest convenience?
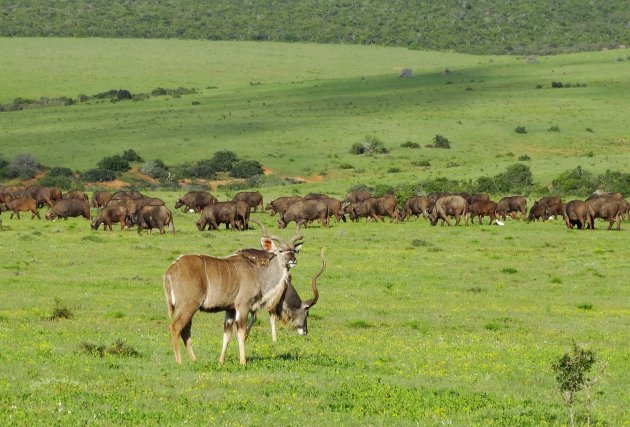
[1,37,629,425]
[1,38,629,188]
[0,200,629,425]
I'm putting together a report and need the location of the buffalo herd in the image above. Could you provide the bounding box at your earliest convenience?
[1,184,628,233]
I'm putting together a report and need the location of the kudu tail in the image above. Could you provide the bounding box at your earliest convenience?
[163,273,175,318]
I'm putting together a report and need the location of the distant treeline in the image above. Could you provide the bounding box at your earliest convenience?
[1,0,628,55]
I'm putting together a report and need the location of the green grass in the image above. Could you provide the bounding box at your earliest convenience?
[0,204,629,425]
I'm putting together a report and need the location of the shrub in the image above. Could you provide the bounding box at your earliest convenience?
[433,134,451,149]
[351,136,389,155]
[140,160,169,179]
[412,159,431,167]
[81,168,117,182]
[48,166,73,177]
[551,81,563,88]
[515,126,527,134]
[387,167,401,173]
[37,175,73,190]
[547,125,560,132]
[49,298,74,320]
[121,149,143,162]
[518,154,531,161]
[230,160,264,178]
[551,166,597,196]
[596,170,630,195]
[5,153,42,179]
[476,163,533,193]
[188,160,217,179]
[97,155,129,172]
[339,163,354,169]
[400,141,420,149]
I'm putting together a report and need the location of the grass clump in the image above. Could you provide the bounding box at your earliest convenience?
[502,267,518,274]
[48,298,74,320]
[79,339,141,358]
[348,320,374,329]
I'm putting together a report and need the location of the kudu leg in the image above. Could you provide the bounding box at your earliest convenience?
[168,302,199,364]
[219,310,236,364]
[235,311,248,365]
[270,314,278,343]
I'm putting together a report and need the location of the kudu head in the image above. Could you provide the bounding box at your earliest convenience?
[252,219,303,268]
[294,248,326,336]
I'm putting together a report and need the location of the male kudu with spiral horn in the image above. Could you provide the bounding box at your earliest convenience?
[163,219,304,365]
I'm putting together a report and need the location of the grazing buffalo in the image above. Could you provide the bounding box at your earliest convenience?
[563,200,587,229]
[46,199,91,221]
[319,197,345,222]
[91,190,112,208]
[303,193,329,200]
[469,193,490,205]
[585,195,622,230]
[25,186,54,208]
[266,196,303,216]
[343,189,372,205]
[197,202,241,231]
[350,196,399,222]
[400,196,430,221]
[106,197,140,216]
[278,199,329,229]
[91,206,128,231]
[128,205,175,235]
[535,196,563,218]
[496,196,527,220]
[232,191,263,212]
[64,190,89,202]
[134,197,166,210]
[469,200,498,225]
[430,195,468,226]
[1,197,40,219]
[1,185,26,199]
[175,191,218,213]
[528,202,546,222]
[0,193,13,204]
[234,200,251,230]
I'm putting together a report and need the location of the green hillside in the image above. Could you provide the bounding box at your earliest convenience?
[1,38,629,195]
[1,0,629,54]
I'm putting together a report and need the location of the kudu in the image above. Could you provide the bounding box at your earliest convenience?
[247,248,326,342]
[163,219,303,365]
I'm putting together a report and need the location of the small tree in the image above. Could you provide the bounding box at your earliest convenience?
[230,160,264,178]
[552,343,604,427]
[210,150,239,172]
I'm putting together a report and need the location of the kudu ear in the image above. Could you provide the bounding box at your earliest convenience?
[261,237,276,251]
[293,242,303,253]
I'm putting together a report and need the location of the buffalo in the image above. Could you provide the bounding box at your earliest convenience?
[563,200,587,229]
[430,195,468,226]
[350,196,399,222]
[585,195,622,230]
[266,196,303,216]
[46,199,91,221]
[400,196,430,221]
[535,196,563,219]
[91,206,128,231]
[175,191,218,213]
[127,205,175,235]
[232,191,263,212]
[25,186,54,208]
[197,201,242,231]
[63,190,89,202]
[496,196,527,220]
[1,197,40,219]
[343,189,372,205]
[91,190,112,208]
[278,199,329,229]
[528,202,546,222]
[469,200,498,225]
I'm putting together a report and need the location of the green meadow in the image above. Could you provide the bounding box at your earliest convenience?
[1,38,629,425]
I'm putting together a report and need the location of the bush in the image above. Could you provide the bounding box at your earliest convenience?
[476,163,533,193]
[433,134,451,149]
[515,126,527,134]
[140,160,169,180]
[551,81,563,88]
[596,170,630,195]
[48,166,73,177]
[551,166,597,196]
[547,125,560,132]
[230,160,264,178]
[189,160,217,179]
[518,154,531,161]
[5,153,42,179]
[81,168,117,182]
[122,149,143,162]
[350,136,389,155]
[37,175,74,190]
[400,141,420,149]
[387,167,401,173]
[97,155,129,172]
[412,159,431,167]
